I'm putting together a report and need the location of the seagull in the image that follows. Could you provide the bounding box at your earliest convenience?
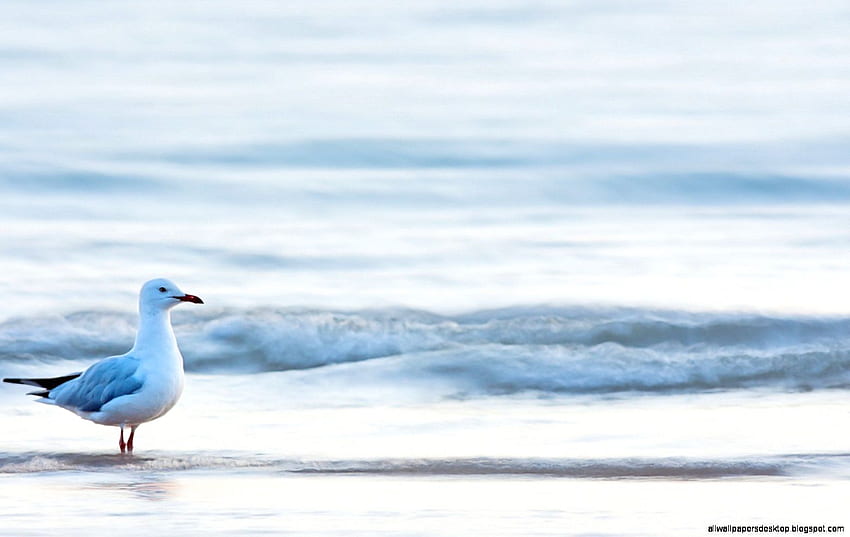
[3,278,203,453]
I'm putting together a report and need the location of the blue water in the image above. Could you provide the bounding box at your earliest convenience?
[2,1,850,318]
[3,307,850,397]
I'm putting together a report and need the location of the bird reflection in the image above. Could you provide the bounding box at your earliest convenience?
[82,475,178,501]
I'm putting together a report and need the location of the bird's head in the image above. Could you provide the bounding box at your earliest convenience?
[139,278,204,314]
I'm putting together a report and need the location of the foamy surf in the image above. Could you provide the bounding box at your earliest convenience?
[3,307,850,397]
[4,452,848,479]
[0,452,266,474]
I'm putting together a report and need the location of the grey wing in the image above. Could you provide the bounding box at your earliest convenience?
[51,356,143,412]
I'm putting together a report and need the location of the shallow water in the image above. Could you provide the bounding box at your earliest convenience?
[4,472,846,537]
[2,388,850,536]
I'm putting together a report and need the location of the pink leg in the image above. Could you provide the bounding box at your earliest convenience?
[127,426,137,453]
[118,426,126,453]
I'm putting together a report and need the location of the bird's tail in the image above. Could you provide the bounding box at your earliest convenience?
[3,373,82,396]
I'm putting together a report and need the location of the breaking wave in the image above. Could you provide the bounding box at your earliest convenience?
[2,307,850,396]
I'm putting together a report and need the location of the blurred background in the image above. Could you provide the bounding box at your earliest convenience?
[1,0,849,316]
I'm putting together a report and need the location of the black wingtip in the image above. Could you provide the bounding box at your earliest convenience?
[4,379,51,397]
[3,373,82,389]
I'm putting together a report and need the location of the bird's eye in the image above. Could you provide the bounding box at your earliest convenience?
[158,287,167,293]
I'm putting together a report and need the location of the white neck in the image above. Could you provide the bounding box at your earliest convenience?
[131,307,181,361]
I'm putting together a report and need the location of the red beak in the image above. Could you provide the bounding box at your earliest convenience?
[174,294,204,304]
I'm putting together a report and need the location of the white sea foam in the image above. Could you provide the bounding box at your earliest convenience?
[4,451,849,479]
[4,307,849,396]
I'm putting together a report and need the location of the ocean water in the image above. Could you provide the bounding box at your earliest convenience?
[2,0,850,535]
